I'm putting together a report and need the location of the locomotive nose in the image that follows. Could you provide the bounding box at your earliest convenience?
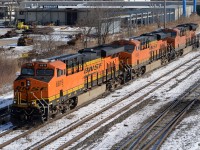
[14,78,48,106]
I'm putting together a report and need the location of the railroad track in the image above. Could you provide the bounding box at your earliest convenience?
[121,100,196,150]
[56,66,200,150]
[27,56,200,149]
[117,82,200,150]
[1,53,200,149]
[0,125,15,138]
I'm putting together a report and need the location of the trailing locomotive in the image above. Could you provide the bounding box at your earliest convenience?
[11,23,200,125]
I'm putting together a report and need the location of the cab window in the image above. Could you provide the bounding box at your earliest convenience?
[57,69,64,77]
[125,45,134,52]
[36,69,54,76]
[171,32,177,37]
[21,68,34,76]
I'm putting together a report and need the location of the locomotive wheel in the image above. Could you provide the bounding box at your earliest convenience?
[106,82,112,91]
[61,105,70,113]
[69,97,78,109]
[131,69,136,79]
[180,50,183,56]
[50,106,59,118]
[107,80,118,91]
[161,57,165,65]
[137,67,145,77]
[140,67,146,75]
[118,76,124,85]
[137,72,141,77]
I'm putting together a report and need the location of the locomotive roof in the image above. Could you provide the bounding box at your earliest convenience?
[133,35,157,42]
[176,26,189,31]
[47,53,83,61]
[59,53,83,61]
[176,23,198,31]
[79,44,125,57]
[47,44,125,64]
[49,60,66,69]
[162,28,179,35]
[143,31,169,40]
[80,44,123,52]
[47,53,77,60]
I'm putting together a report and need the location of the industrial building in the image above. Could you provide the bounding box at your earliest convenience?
[15,1,195,27]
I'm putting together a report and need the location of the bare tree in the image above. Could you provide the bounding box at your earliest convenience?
[94,8,121,45]
[76,8,121,47]
[76,9,97,48]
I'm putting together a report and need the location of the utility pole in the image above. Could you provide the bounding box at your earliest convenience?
[164,0,166,28]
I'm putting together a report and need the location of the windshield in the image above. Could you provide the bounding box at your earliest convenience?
[21,68,34,76]
[36,69,54,76]
[171,32,177,37]
[125,44,135,52]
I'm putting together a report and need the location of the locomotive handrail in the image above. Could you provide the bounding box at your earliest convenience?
[40,91,49,106]
[31,92,46,115]
[30,92,40,101]
[40,91,50,119]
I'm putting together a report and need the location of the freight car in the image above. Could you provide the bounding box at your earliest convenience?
[10,23,200,125]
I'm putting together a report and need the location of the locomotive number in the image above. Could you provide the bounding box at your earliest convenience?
[84,63,102,74]
[56,79,63,87]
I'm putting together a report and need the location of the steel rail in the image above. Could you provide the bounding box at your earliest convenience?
[41,56,200,150]
[1,53,200,149]
[118,100,180,150]
[142,100,196,150]
[17,55,200,149]
[118,80,200,150]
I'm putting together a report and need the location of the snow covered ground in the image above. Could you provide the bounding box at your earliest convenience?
[1,26,200,148]
[1,50,200,149]
[66,52,200,150]
[0,28,12,35]
[0,26,83,56]
[0,92,13,110]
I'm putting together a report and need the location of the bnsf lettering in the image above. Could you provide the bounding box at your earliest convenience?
[16,86,26,92]
[31,87,47,91]
[15,86,47,92]
[119,56,129,59]
[84,63,102,74]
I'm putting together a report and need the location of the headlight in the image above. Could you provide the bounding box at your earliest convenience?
[13,100,17,104]
[27,80,30,86]
[31,101,35,105]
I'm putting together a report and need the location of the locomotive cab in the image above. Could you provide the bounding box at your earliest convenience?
[11,59,66,125]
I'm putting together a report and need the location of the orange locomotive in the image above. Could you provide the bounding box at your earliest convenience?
[11,23,200,125]
[11,45,124,124]
[112,23,199,81]
[112,31,168,81]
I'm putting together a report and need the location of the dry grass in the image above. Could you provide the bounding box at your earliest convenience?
[0,55,19,94]
[166,14,200,28]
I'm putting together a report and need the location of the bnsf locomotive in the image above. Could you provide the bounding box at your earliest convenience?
[11,23,200,125]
